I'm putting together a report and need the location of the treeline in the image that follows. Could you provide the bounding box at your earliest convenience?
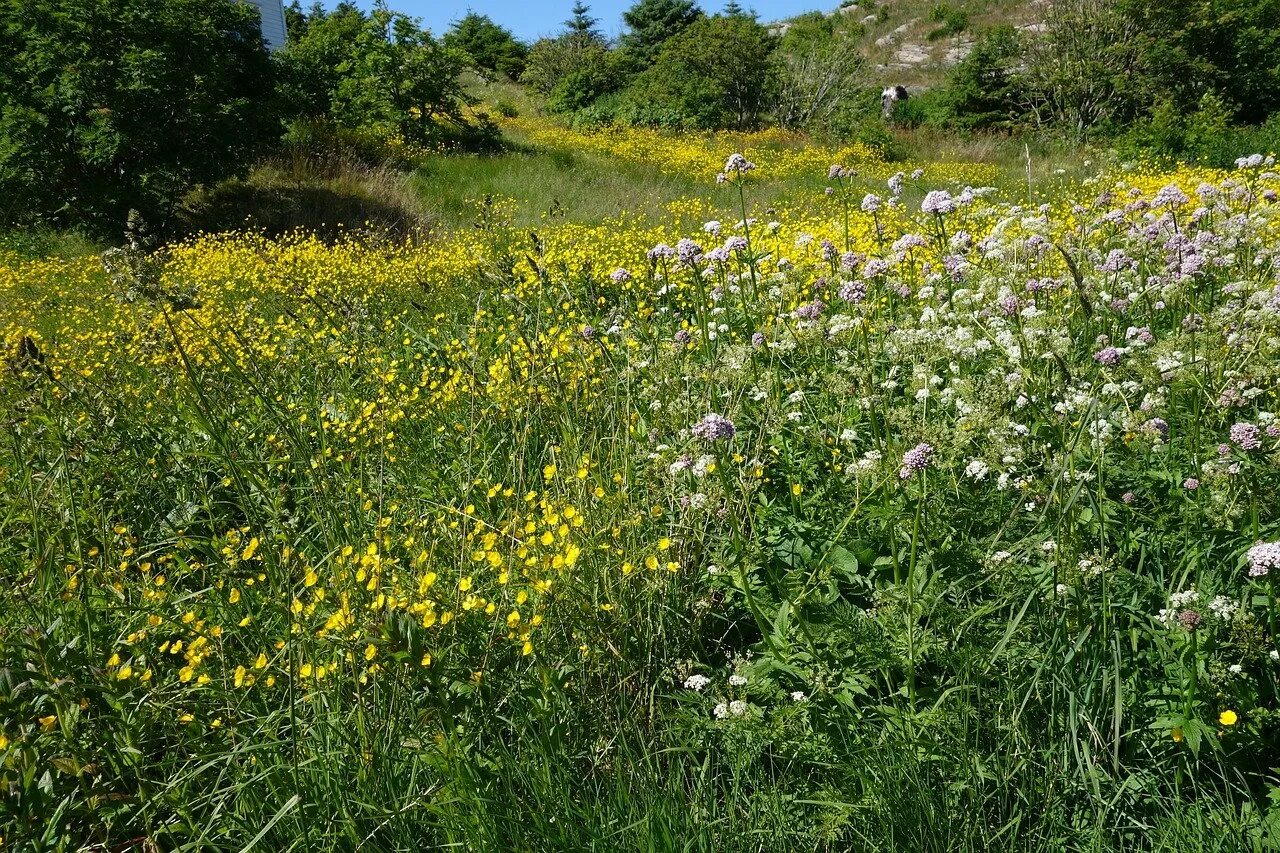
[0,0,482,233]
[462,0,870,136]
[445,0,1280,164]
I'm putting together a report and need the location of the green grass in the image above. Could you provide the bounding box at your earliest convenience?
[411,146,704,229]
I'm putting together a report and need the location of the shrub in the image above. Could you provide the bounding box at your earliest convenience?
[627,14,778,130]
[442,12,528,79]
[0,0,279,233]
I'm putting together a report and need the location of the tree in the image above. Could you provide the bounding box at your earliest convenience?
[521,33,609,94]
[1021,0,1142,138]
[942,26,1029,130]
[278,3,370,119]
[774,12,865,131]
[0,0,278,231]
[280,7,473,143]
[564,2,603,41]
[630,14,777,129]
[443,13,528,79]
[620,0,702,67]
[1116,0,1280,124]
[332,10,471,141]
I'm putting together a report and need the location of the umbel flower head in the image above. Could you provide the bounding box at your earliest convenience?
[692,413,736,442]
[719,153,756,183]
[1246,541,1280,577]
[899,442,935,479]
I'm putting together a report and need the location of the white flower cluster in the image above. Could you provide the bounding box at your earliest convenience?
[713,700,749,719]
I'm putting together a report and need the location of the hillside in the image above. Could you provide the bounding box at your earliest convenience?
[770,0,1045,89]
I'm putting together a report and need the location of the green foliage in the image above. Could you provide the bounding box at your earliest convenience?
[443,12,529,79]
[620,0,704,67]
[774,13,866,133]
[629,14,778,130]
[942,26,1029,131]
[926,3,968,40]
[277,3,369,119]
[281,7,479,147]
[0,0,278,233]
[1117,94,1280,168]
[521,33,610,96]
[1117,0,1280,124]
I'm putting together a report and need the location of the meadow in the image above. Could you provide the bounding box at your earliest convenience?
[2,124,1280,850]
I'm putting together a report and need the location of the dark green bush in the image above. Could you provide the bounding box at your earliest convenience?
[0,0,279,233]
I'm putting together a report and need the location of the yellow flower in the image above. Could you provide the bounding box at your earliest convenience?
[1171,727,1183,742]
[792,484,803,496]
[1219,710,1238,726]
[39,715,57,732]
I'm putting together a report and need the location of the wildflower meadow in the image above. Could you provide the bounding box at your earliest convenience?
[3,135,1280,849]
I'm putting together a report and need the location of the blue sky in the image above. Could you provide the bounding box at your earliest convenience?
[320,1,827,41]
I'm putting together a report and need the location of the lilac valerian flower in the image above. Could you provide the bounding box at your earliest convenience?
[648,243,675,261]
[723,153,756,175]
[828,164,855,180]
[676,238,703,267]
[1142,418,1170,441]
[724,236,748,253]
[921,190,957,215]
[1126,326,1155,345]
[1153,184,1190,208]
[838,280,867,303]
[861,193,883,213]
[899,442,935,479]
[751,332,766,348]
[1183,477,1200,490]
[610,268,632,284]
[1246,542,1280,577]
[1093,347,1122,366]
[692,413,736,442]
[793,299,826,321]
[1177,610,1203,630]
[674,329,692,345]
[863,258,890,278]
[1230,422,1262,450]
[840,251,864,271]
[1098,249,1137,273]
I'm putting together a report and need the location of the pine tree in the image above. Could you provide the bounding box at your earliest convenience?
[621,0,702,65]
[564,2,602,40]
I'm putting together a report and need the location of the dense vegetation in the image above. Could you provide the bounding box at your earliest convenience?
[2,0,1280,850]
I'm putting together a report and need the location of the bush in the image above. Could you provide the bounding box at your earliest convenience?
[521,33,610,96]
[926,3,968,40]
[1116,94,1280,168]
[941,26,1030,131]
[443,13,528,79]
[0,0,279,233]
[627,14,778,130]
